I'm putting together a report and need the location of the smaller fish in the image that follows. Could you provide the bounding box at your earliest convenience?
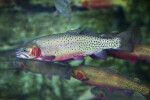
[106,44,150,63]
[70,66,150,98]
[13,58,71,80]
[91,87,148,100]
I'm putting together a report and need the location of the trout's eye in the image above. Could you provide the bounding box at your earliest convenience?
[22,48,28,52]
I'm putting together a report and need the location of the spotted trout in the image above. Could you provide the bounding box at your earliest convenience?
[13,58,71,80]
[16,28,133,61]
[70,66,150,98]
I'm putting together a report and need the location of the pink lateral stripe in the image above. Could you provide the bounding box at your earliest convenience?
[54,52,85,61]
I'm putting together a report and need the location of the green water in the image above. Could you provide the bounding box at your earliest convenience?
[0,0,150,100]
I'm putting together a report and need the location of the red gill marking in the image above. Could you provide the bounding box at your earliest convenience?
[77,72,84,80]
[31,46,41,58]
[74,71,86,80]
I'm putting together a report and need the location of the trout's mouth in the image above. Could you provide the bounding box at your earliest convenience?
[16,51,29,59]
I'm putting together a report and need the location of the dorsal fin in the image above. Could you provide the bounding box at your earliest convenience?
[79,28,115,37]
[65,28,82,34]
[65,27,119,38]
[98,32,118,38]
[79,27,98,36]
[65,27,100,36]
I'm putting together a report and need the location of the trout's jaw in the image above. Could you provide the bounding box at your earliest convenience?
[16,51,32,59]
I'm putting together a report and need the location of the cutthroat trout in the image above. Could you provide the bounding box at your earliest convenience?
[70,66,150,97]
[16,28,132,61]
[13,59,71,80]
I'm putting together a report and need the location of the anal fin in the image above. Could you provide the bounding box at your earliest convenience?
[94,50,107,60]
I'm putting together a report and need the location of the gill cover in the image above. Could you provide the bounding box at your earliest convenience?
[71,69,89,81]
[31,46,41,57]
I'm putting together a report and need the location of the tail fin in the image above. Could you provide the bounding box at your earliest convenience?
[115,31,133,52]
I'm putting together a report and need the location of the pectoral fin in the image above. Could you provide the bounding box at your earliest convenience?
[42,56,55,61]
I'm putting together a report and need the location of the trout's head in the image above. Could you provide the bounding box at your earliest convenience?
[16,42,41,59]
